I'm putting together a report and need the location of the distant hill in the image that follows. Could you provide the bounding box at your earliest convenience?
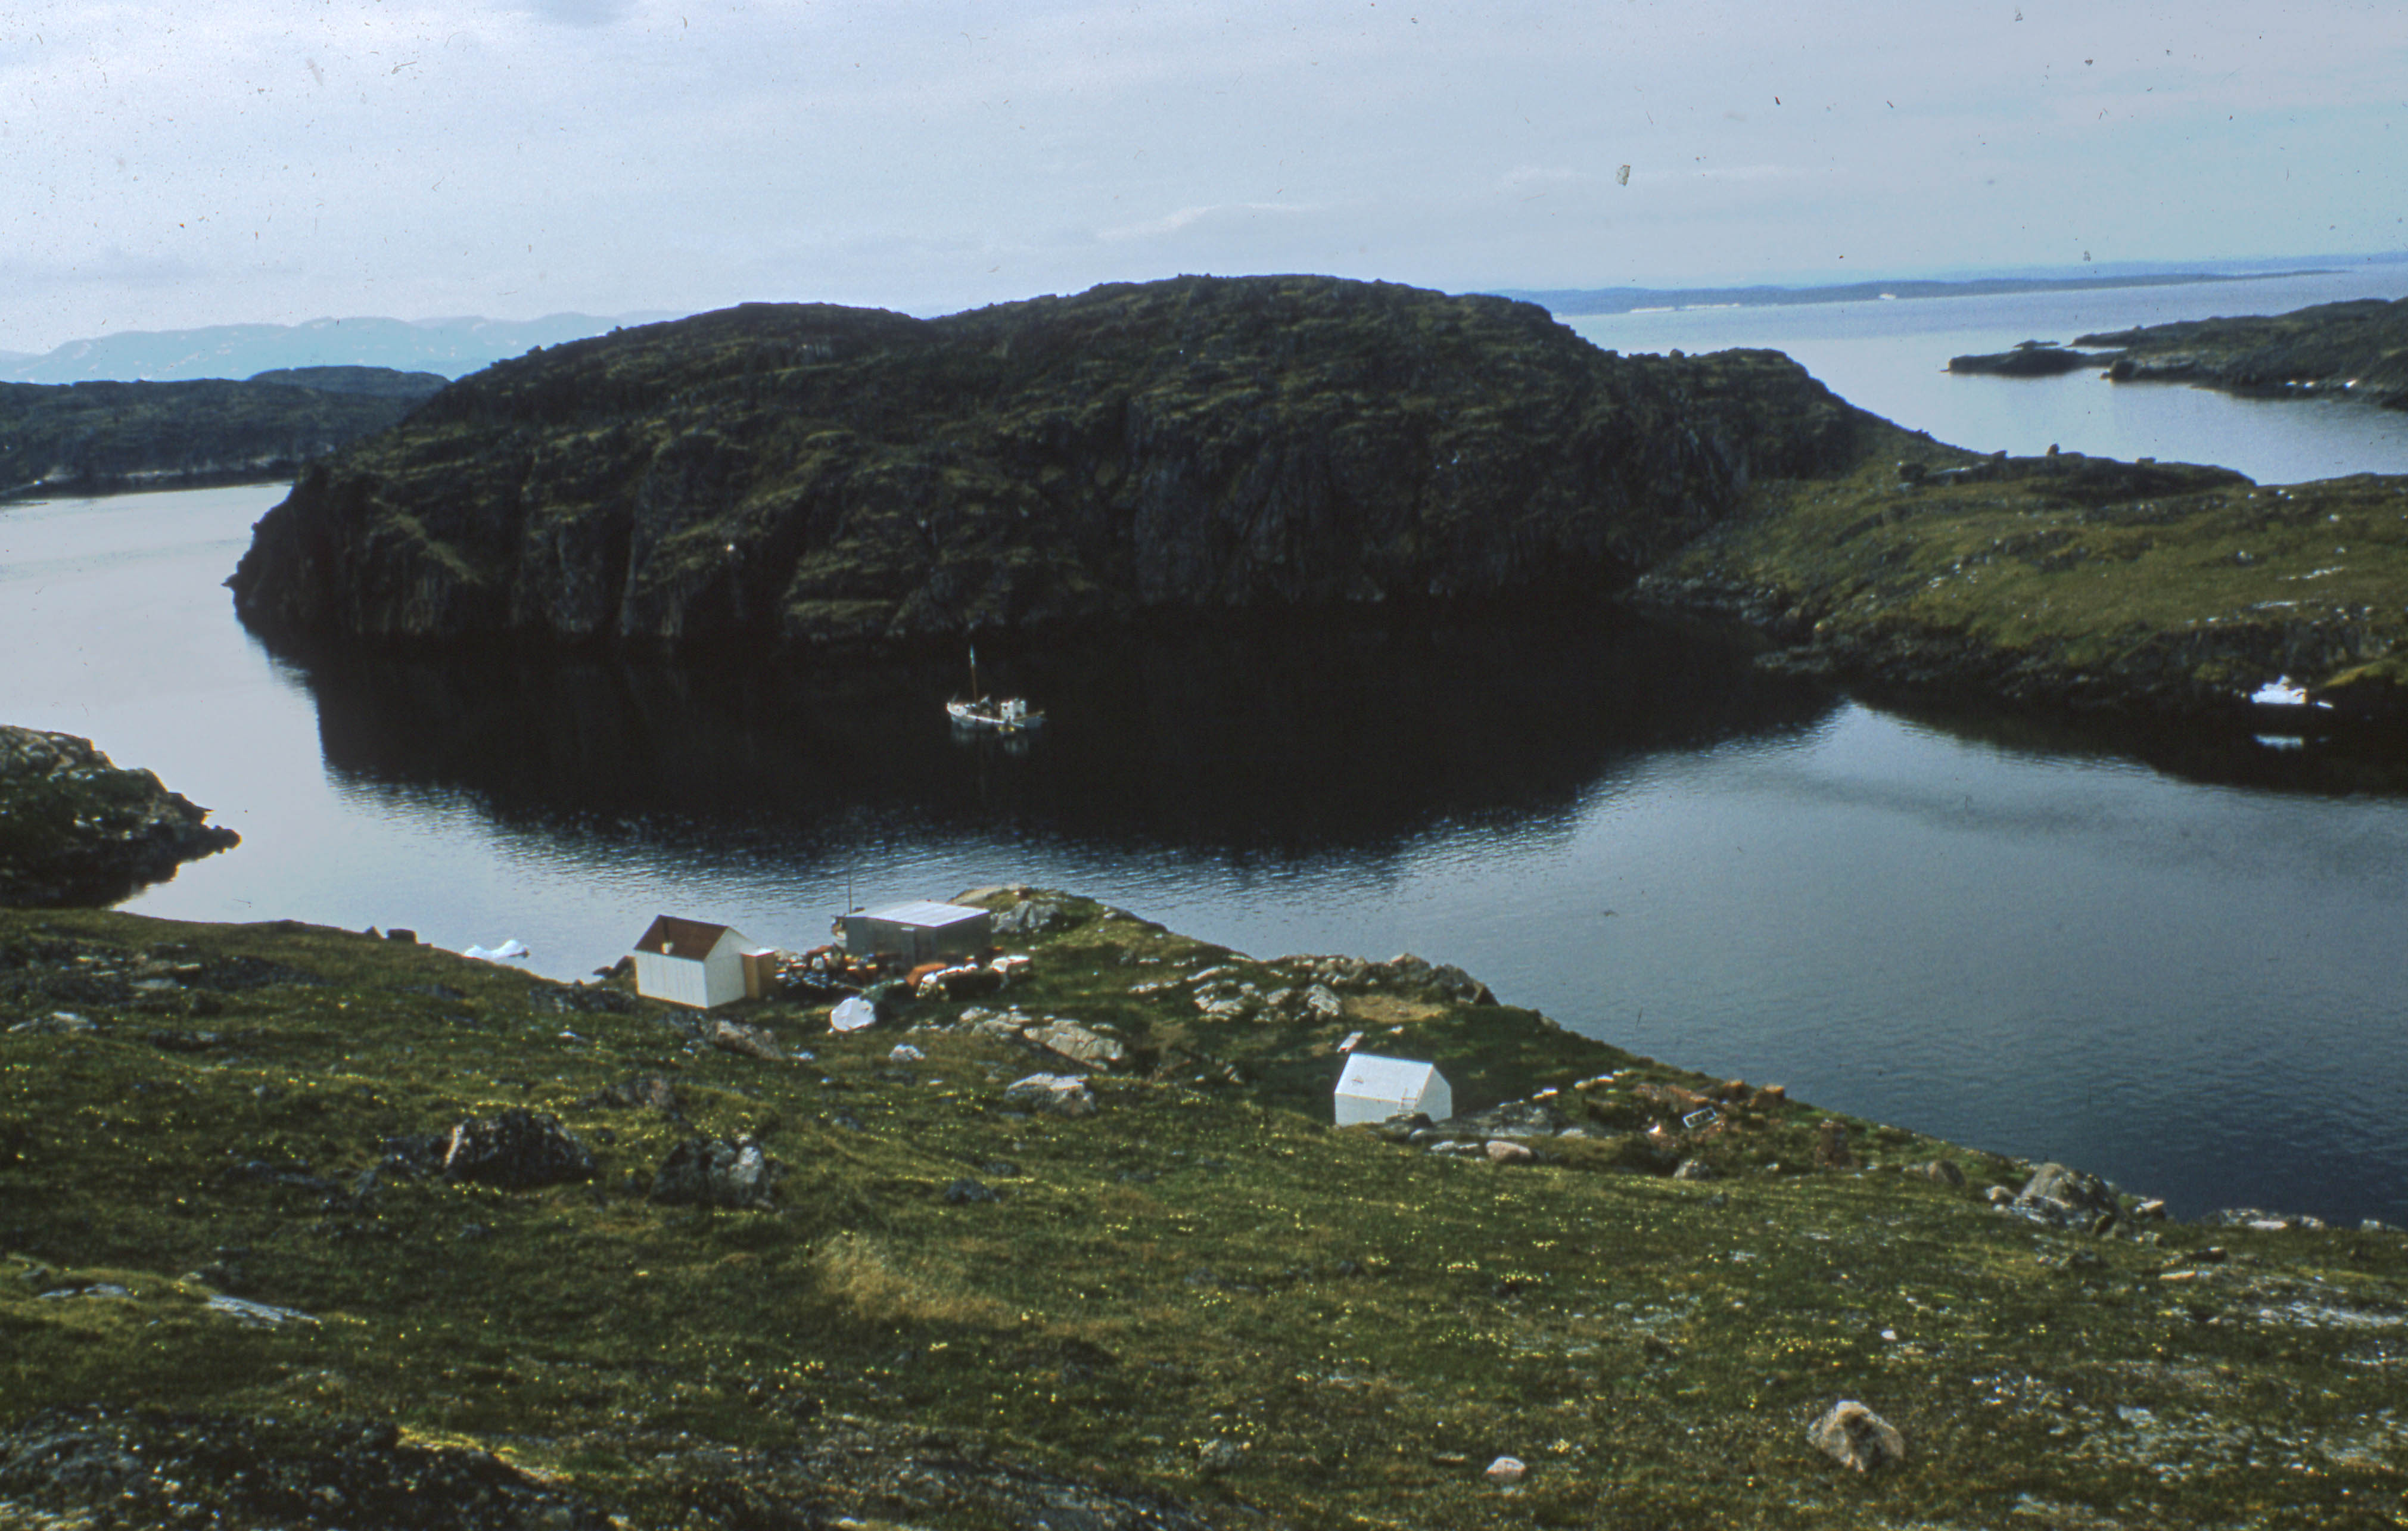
[1,313,679,385]
[1497,269,2328,317]
[247,366,450,400]
[0,369,440,500]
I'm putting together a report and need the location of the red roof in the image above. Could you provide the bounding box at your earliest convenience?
[633,915,739,962]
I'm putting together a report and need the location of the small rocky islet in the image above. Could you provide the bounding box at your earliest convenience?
[0,725,238,908]
[223,274,2408,730]
[3,888,2403,1528]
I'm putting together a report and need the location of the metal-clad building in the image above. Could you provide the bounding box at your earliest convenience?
[1334,1054,1452,1126]
[630,916,771,1009]
[842,900,992,964]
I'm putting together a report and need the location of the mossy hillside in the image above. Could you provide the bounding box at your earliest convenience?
[226,276,1878,650]
[5,899,2406,1529]
[1640,448,2408,721]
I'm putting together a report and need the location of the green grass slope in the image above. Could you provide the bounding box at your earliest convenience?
[4,894,2402,1528]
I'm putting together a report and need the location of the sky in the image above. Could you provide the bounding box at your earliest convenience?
[2,1,2404,353]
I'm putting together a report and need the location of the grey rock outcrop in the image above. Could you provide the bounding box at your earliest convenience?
[1809,1401,1905,1472]
[441,1109,595,1190]
[649,1137,782,1209]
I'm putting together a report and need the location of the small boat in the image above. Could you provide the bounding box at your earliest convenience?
[947,695,1044,733]
[947,645,1044,733]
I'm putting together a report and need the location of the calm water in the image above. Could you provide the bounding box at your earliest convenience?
[7,274,2408,1224]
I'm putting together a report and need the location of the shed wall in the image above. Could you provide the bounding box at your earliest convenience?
[634,951,712,1009]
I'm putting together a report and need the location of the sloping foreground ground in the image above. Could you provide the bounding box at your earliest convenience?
[3,894,2403,1529]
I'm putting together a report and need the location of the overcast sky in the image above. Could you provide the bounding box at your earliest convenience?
[2,1,2402,352]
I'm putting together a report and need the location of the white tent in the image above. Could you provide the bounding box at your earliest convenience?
[1333,1054,1452,1127]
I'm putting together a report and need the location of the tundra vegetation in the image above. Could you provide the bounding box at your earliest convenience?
[4,891,2403,1529]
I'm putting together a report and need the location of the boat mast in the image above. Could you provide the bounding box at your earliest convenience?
[968,643,981,703]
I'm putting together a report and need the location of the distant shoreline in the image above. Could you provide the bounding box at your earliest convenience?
[1497,268,2336,318]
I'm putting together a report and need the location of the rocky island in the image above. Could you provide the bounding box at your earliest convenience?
[2,888,2399,1527]
[0,726,239,907]
[1946,292,2408,410]
[226,275,2408,730]
[0,368,445,502]
[226,276,1878,649]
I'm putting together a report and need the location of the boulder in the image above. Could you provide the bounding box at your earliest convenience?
[1427,963,1496,1004]
[1029,1020,1127,1069]
[1809,1401,1905,1473]
[1485,1140,1536,1165]
[1484,1455,1527,1485]
[649,1137,781,1209]
[991,900,1067,936]
[1003,1073,1097,1118]
[707,1018,787,1062]
[2010,1162,2118,1227]
[441,1109,595,1190]
[1918,1160,1966,1187]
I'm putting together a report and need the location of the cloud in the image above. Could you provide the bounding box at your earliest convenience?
[1097,202,1320,243]
[505,0,640,27]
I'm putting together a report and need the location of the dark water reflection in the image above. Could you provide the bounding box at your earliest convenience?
[300,611,1840,854]
[15,487,2407,1227]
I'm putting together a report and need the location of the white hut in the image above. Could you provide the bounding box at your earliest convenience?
[630,916,774,1009]
[1333,1054,1452,1126]
[842,900,992,964]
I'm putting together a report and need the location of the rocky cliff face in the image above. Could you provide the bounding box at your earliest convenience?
[226,276,1878,651]
[0,727,239,907]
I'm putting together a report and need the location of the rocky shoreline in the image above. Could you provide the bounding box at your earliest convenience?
[0,726,238,907]
[1945,292,2408,412]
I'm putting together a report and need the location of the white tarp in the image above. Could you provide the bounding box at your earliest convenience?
[462,939,530,962]
[829,995,879,1032]
[1334,1053,1451,1127]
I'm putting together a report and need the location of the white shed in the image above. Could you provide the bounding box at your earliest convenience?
[1333,1053,1452,1126]
[842,900,992,964]
[630,916,773,1009]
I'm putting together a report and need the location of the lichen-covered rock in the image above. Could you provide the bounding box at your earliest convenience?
[441,1109,595,1190]
[1003,1073,1098,1118]
[1809,1400,1905,1472]
[650,1137,782,1209]
[1029,1019,1128,1069]
[228,276,1878,652]
[0,726,239,907]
